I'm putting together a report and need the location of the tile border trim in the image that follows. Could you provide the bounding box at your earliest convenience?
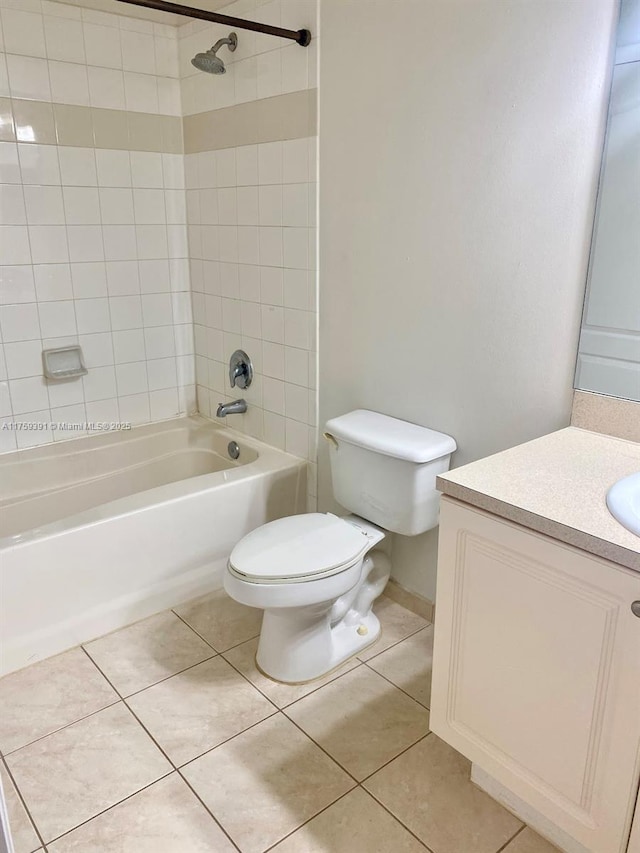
[0,97,183,154]
[183,89,318,154]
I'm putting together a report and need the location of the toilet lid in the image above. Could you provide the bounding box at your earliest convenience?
[229,513,370,582]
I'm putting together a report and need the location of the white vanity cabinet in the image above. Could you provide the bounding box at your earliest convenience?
[431,497,640,853]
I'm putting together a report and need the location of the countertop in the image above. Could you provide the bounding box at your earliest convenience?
[437,427,640,572]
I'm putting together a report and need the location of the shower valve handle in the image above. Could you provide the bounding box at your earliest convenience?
[229,350,253,390]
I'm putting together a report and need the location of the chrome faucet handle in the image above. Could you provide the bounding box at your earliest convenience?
[229,350,253,389]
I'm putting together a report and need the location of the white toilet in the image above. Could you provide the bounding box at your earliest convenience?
[224,409,456,683]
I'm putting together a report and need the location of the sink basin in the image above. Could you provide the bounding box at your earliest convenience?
[606,472,640,537]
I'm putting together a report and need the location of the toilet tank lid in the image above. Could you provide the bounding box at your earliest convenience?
[325,410,456,463]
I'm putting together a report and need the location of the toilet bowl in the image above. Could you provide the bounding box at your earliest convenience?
[225,513,388,682]
[224,409,456,684]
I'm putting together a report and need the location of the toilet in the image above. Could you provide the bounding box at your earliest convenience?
[224,409,456,684]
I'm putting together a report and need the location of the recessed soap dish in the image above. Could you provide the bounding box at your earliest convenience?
[42,346,88,380]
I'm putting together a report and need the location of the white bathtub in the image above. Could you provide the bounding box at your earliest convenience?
[0,416,306,675]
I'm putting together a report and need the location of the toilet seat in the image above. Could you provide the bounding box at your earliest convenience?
[228,513,371,584]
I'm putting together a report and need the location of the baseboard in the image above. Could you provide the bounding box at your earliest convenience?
[471,765,590,853]
[384,578,434,623]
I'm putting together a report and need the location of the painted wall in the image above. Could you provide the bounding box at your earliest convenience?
[0,0,193,452]
[318,0,618,599]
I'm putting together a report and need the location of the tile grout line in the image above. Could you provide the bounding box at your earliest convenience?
[361,658,431,711]
[42,770,175,848]
[1,694,122,759]
[359,731,433,787]
[0,754,48,852]
[495,824,527,852]
[357,621,431,665]
[359,781,437,853]
[260,786,356,853]
[76,647,244,853]
[176,769,243,853]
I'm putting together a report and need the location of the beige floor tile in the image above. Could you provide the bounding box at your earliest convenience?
[174,589,263,651]
[83,611,215,696]
[182,714,354,853]
[6,703,171,843]
[0,648,118,754]
[223,637,362,708]
[127,656,276,766]
[47,774,236,853]
[271,787,427,852]
[366,626,434,708]
[357,596,429,662]
[0,763,40,853]
[364,735,522,853]
[285,666,430,781]
[502,827,563,853]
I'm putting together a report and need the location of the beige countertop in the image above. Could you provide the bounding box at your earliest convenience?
[437,427,640,572]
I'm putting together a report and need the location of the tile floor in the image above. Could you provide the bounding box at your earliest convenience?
[0,590,561,853]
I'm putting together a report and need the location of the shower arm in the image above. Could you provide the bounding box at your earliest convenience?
[116,0,311,46]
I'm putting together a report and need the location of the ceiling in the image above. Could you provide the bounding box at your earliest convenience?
[48,0,232,27]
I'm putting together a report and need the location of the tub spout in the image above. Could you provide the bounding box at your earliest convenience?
[216,399,247,418]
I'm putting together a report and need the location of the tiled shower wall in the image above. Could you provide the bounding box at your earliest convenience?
[178,0,319,507]
[0,0,194,452]
[0,0,320,500]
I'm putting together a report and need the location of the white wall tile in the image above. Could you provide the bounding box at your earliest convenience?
[24,185,65,225]
[71,262,108,299]
[0,184,26,225]
[88,66,126,109]
[33,264,73,302]
[49,60,90,106]
[2,9,46,58]
[7,54,51,100]
[0,142,21,184]
[38,299,77,338]
[44,15,85,64]
[63,187,101,225]
[83,23,122,70]
[19,144,60,185]
[58,147,97,187]
[0,265,36,304]
[28,225,69,264]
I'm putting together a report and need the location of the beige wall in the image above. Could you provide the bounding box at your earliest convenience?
[317,0,618,599]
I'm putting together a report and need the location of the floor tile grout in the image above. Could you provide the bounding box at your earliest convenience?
[357,621,431,665]
[360,781,437,852]
[1,695,121,759]
[495,824,527,852]
[176,768,243,853]
[0,753,47,851]
[362,657,431,710]
[118,651,219,699]
[359,731,433,786]
[42,770,175,847]
[2,595,539,853]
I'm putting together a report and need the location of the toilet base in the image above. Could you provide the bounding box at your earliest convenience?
[255,614,381,685]
[255,550,390,684]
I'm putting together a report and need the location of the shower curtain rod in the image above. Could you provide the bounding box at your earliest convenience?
[116,0,312,45]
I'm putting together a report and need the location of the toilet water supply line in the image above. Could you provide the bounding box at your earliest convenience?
[330,552,391,627]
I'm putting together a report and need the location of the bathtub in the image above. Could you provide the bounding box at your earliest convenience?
[0,416,306,676]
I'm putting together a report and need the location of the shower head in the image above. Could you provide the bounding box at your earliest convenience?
[191,32,237,75]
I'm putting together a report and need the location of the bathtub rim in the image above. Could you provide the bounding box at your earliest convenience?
[0,415,307,551]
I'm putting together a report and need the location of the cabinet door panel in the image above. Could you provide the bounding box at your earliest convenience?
[431,498,640,853]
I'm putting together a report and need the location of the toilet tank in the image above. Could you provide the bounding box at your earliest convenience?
[324,410,456,536]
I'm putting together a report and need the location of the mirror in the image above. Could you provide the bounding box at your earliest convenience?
[575,0,640,402]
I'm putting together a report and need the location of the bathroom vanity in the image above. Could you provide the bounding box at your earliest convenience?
[430,427,640,853]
